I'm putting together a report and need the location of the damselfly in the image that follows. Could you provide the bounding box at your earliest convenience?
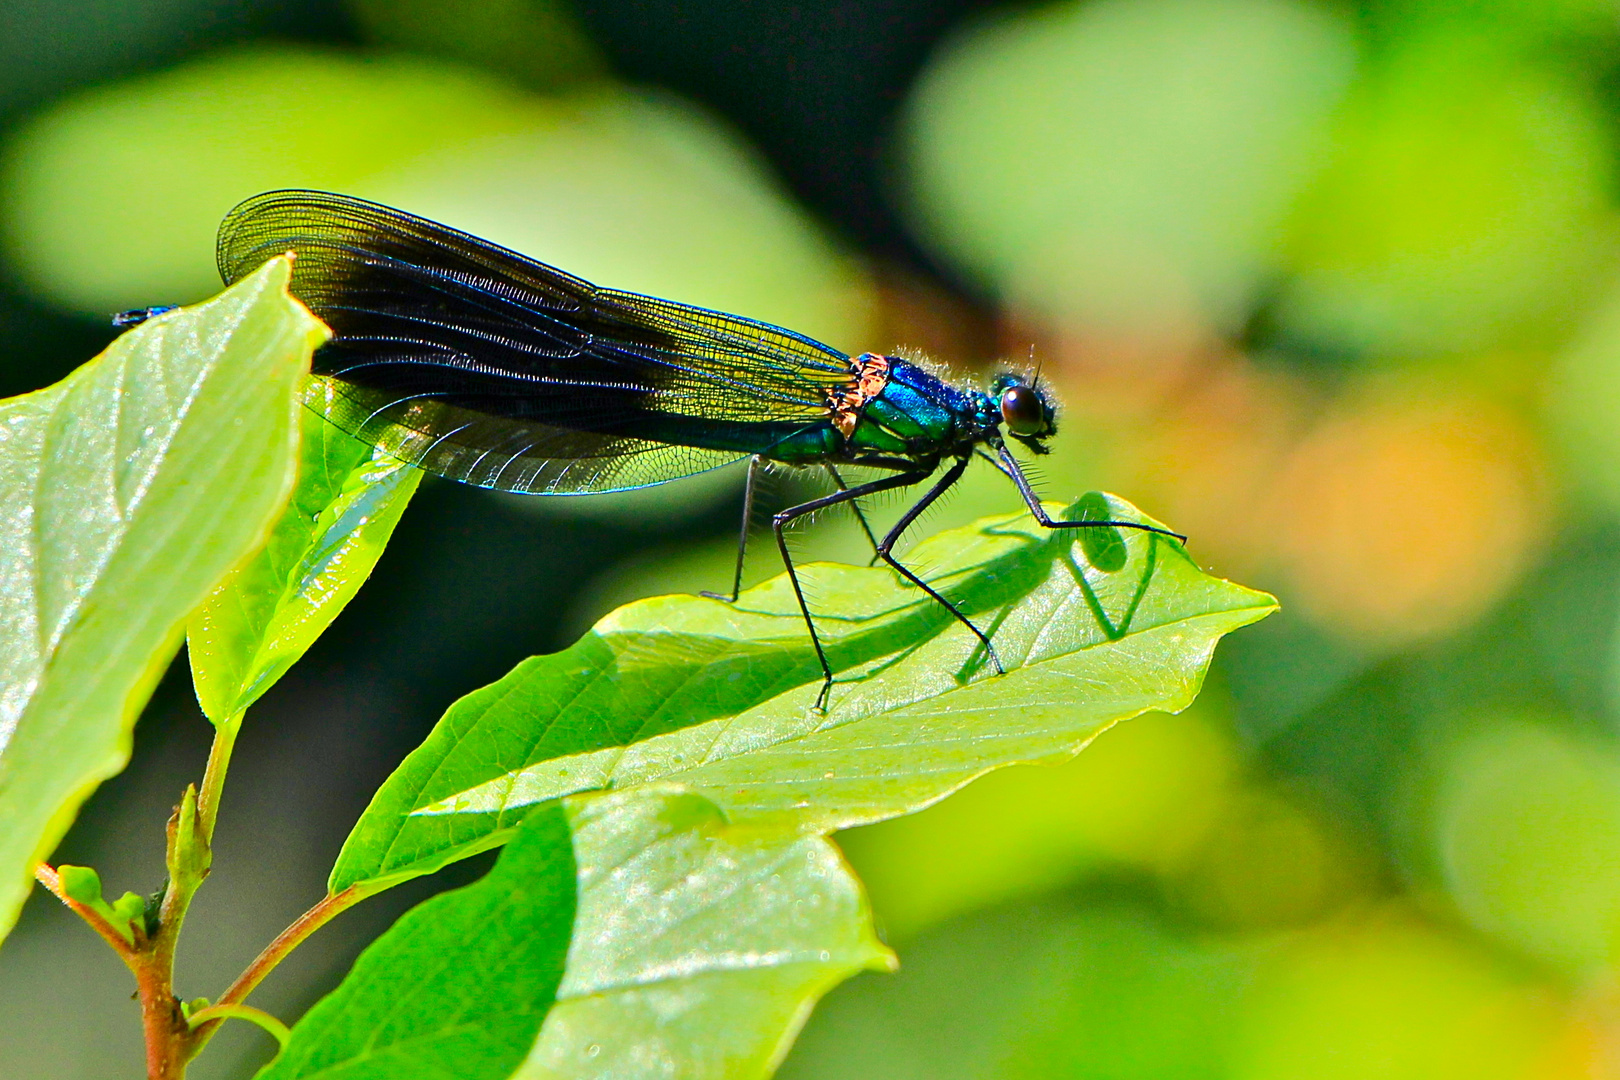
[137,190,1185,708]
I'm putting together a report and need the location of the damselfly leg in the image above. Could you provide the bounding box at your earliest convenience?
[994,446,1187,543]
[868,454,1001,674]
[704,458,888,605]
[702,455,763,604]
[826,464,882,564]
[770,468,932,709]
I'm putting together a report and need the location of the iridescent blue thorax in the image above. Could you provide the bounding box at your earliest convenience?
[762,354,997,467]
[846,358,991,459]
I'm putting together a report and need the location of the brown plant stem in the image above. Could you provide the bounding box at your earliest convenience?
[40,713,377,1075]
[37,711,252,1078]
[35,859,188,1079]
[135,940,188,1080]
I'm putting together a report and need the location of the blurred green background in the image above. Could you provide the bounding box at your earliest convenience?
[4,0,1620,1076]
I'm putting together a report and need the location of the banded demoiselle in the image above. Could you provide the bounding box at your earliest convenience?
[134,190,1186,708]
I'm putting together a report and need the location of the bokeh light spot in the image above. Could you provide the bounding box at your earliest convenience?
[1235,910,1563,1080]
[1436,719,1620,976]
[1273,387,1550,646]
[902,0,1354,337]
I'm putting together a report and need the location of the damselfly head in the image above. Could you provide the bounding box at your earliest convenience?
[991,373,1057,454]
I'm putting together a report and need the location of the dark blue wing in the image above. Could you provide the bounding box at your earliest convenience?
[217,189,854,493]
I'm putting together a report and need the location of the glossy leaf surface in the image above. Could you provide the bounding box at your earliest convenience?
[0,258,323,938]
[518,786,890,1080]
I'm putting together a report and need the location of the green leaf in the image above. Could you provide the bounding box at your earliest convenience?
[516,787,891,1080]
[262,785,887,1080]
[0,258,324,939]
[188,378,422,723]
[332,495,1276,893]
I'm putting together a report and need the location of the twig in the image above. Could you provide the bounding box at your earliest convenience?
[33,863,139,960]
[185,885,367,1058]
[186,1002,291,1050]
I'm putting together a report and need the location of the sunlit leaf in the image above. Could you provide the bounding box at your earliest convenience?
[517,786,890,1080]
[332,495,1275,892]
[263,786,887,1080]
[188,379,421,723]
[0,258,324,939]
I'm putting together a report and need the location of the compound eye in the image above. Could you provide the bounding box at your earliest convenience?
[1000,384,1047,436]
